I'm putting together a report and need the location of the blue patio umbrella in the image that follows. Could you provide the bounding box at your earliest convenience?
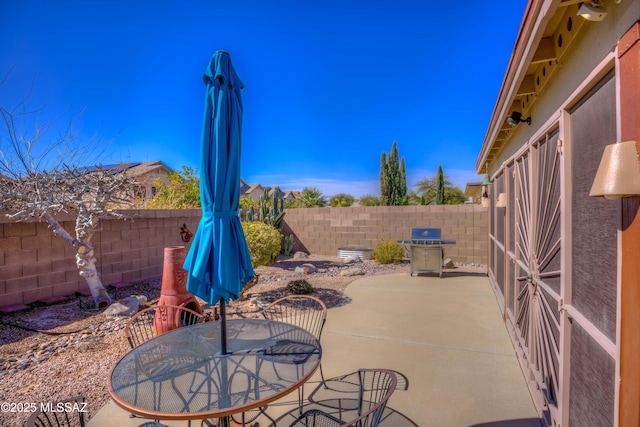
[184,50,255,354]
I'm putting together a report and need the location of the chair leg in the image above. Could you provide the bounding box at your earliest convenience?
[298,385,304,414]
[319,363,327,389]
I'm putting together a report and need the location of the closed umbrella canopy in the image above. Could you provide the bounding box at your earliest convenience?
[184,50,255,309]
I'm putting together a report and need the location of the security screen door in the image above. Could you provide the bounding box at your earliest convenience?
[510,128,562,424]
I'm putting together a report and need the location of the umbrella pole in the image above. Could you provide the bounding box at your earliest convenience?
[220,297,228,355]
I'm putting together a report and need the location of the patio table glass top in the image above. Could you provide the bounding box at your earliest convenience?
[108,318,321,421]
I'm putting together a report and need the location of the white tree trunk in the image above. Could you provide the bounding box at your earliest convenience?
[76,245,110,308]
[43,211,112,307]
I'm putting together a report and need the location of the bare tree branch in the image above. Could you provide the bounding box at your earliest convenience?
[1,75,138,308]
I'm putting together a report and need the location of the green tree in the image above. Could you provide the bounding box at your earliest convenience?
[329,193,355,207]
[379,141,407,205]
[443,186,467,204]
[407,191,428,205]
[147,166,201,209]
[297,187,327,208]
[414,169,466,205]
[435,164,445,205]
[359,194,380,206]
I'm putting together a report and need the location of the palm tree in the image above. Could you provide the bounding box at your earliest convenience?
[297,187,327,208]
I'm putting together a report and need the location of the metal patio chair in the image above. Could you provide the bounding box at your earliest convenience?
[262,295,327,384]
[232,295,327,424]
[306,369,409,419]
[26,396,86,427]
[290,369,398,427]
[289,369,398,427]
[123,304,203,424]
[125,304,204,348]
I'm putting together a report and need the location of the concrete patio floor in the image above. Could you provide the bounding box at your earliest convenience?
[88,272,541,427]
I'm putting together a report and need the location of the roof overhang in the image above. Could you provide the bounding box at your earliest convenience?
[476,0,590,173]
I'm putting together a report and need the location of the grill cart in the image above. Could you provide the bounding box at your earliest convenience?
[398,228,456,277]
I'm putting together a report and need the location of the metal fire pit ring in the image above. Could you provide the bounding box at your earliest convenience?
[337,246,373,260]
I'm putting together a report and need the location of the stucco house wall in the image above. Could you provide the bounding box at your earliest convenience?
[477,1,640,425]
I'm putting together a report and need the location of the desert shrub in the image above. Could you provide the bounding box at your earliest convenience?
[239,197,258,209]
[286,279,314,295]
[373,240,405,264]
[241,221,282,268]
[329,193,355,207]
[359,194,380,206]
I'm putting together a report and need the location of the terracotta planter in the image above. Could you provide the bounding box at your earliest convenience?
[155,246,202,333]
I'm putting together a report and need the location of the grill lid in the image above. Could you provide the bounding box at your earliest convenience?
[410,228,441,241]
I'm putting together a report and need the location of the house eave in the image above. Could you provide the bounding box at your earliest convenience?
[476,0,583,173]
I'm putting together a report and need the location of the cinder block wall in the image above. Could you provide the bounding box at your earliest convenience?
[282,205,488,264]
[0,210,201,306]
[0,205,487,306]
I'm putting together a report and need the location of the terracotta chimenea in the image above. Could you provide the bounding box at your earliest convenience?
[155,246,203,333]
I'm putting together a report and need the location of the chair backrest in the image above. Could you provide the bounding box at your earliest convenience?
[125,304,204,348]
[26,396,86,427]
[351,369,398,427]
[262,295,327,341]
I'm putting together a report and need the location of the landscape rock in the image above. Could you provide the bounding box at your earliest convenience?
[294,263,317,274]
[342,255,362,264]
[443,258,455,269]
[293,251,309,259]
[340,267,365,276]
[104,295,147,317]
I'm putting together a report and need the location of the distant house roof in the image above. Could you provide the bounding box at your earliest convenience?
[246,184,263,193]
[282,190,301,199]
[464,181,483,198]
[240,182,264,198]
[124,161,173,177]
[75,161,173,177]
[238,180,301,199]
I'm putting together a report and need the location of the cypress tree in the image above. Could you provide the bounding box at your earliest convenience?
[379,141,407,206]
[436,164,445,205]
[380,152,389,205]
[399,157,407,205]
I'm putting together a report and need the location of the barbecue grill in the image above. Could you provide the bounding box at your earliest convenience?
[397,228,456,277]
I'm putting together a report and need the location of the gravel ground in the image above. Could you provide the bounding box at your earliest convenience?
[0,254,485,426]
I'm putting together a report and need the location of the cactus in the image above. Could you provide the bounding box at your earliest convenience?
[273,188,279,215]
[239,186,287,230]
[282,234,295,256]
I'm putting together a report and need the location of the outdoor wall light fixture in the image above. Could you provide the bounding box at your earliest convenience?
[507,112,531,126]
[589,141,640,199]
[481,188,489,207]
[578,2,608,21]
[481,162,492,186]
[496,193,508,208]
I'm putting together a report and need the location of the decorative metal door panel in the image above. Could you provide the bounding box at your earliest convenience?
[512,130,562,424]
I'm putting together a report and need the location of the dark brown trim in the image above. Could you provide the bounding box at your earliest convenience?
[617,20,640,427]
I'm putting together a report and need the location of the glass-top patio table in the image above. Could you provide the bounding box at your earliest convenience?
[108,318,321,425]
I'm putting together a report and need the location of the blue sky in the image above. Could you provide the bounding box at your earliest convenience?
[1,1,526,197]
